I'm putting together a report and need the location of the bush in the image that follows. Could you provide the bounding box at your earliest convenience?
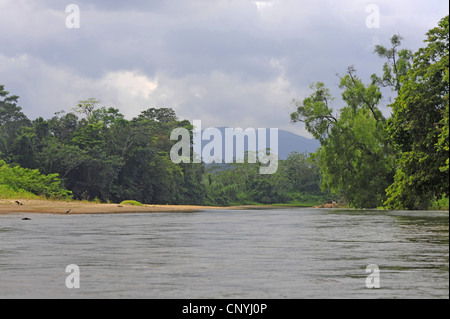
[432,196,449,211]
[0,160,72,199]
[120,200,144,206]
[0,184,39,199]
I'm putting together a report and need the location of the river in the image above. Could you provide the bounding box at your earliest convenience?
[0,208,448,298]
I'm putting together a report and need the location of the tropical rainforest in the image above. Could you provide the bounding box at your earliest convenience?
[1,16,448,210]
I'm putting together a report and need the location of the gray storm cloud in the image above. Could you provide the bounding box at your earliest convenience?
[0,0,447,136]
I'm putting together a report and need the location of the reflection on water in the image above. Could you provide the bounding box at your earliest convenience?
[0,208,448,298]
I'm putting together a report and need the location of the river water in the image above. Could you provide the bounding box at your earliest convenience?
[0,208,448,299]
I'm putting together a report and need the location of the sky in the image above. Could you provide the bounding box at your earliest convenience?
[0,0,448,138]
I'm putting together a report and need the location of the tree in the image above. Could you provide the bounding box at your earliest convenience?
[72,122,106,150]
[340,66,384,123]
[10,117,51,168]
[0,85,31,158]
[141,152,183,204]
[73,98,100,121]
[11,126,36,168]
[280,152,322,194]
[311,107,393,208]
[92,107,125,127]
[68,147,123,201]
[290,82,337,143]
[137,107,177,123]
[372,34,413,93]
[289,32,421,208]
[177,162,206,205]
[384,16,449,210]
[291,69,393,208]
[37,140,88,179]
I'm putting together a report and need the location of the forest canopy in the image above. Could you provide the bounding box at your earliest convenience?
[0,85,327,206]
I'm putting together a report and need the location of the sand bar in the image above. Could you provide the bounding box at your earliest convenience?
[0,199,230,214]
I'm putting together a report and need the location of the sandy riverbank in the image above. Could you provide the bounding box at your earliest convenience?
[0,199,231,214]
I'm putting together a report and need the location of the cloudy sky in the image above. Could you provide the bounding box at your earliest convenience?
[0,0,448,137]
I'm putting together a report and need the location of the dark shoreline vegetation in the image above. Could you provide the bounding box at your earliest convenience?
[0,17,448,211]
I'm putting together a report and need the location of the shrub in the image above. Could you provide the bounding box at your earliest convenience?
[0,160,72,199]
[0,184,39,199]
[120,200,144,206]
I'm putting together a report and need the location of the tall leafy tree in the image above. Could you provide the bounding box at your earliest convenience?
[0,85,31,159]
[290,33,417,208]
[291,67,393,208]
[372,34,413,93]
[385,16,449,210]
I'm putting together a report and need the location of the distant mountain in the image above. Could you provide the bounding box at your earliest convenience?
[277,129,321,159]
[198,127,320,162]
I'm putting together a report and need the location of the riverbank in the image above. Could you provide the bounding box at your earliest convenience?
[0,199,230,214]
